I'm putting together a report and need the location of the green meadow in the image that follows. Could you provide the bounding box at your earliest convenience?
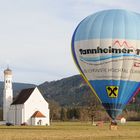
[0,122,140,140]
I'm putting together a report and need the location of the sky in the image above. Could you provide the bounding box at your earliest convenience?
[0,0,140,85]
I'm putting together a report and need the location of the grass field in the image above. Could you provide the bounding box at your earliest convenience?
[0,121,140,140]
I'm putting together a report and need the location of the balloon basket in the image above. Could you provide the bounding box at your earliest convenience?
[109,121,118,130]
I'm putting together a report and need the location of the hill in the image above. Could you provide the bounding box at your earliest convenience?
[38,74,140,108]
[0,75,96,107]
[38,75,97,106]
[0,74,139,108]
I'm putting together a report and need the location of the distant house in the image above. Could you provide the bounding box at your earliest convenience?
[3,68,50,126]
[120,117,126,124]
[116,116,126,124]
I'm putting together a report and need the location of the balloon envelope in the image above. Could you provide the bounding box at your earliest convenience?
[71,9,140,120]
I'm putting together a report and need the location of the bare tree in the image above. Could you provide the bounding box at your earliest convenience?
[87,97,100,125]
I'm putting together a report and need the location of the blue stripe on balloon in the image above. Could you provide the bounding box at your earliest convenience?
[89,80,140,119]
[80,54,140,62]
[89,80,139,105]
[74,9,140,41]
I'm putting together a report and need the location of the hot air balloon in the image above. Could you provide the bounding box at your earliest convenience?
[71,9,140,122]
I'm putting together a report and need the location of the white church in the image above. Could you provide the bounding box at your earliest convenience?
[3,68,50,126]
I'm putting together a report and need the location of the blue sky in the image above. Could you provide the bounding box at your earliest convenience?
[0,0,140,84]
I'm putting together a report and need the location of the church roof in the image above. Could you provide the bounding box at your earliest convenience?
[11,88,35,105]
[31,111,46,118]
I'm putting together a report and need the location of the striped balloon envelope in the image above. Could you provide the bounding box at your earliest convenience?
[71,9,140,120]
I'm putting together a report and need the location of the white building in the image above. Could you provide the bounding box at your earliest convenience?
[120,117,126,124]
[3,68,50,126]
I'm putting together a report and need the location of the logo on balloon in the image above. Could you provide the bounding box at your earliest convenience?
[106,86,119,98]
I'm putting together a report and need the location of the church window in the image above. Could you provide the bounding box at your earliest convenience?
[38,120,42,125]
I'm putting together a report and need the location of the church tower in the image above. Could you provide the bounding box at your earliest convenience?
[3,67,13,121]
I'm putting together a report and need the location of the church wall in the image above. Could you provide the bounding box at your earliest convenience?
[16,105,23,125]
[3,89,13,121]
[8,105,15,124]
[31,117,48,125]
[24,88,50,125]
[9,104,24,125]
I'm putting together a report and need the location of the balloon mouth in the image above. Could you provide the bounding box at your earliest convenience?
[102,103,123,120]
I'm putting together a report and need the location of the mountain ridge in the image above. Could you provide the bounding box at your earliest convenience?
[0,74,139,108]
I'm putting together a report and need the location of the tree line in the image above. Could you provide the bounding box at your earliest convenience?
[49,98,140,122]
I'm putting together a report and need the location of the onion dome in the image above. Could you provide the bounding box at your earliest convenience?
[4,67,12,75]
